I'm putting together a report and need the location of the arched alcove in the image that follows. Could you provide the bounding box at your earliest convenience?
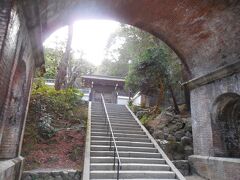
[0,57,27,158]
[211,93,240,158]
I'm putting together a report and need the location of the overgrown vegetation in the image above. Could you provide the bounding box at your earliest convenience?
[97,24,188,111]
[32,78,83,119]
[98,24,160,77]
[126,46,180,113]
[22,78,87,170]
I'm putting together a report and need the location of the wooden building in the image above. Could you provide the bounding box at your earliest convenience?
[81,75,128,104]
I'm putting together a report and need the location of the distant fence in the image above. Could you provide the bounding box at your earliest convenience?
[45,79,55,86]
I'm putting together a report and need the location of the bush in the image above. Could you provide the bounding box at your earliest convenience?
[30,78,83,119]
[140,114,150,125]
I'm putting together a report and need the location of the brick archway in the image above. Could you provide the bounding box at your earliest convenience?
[19,0,239,78]
[0,0,240,179]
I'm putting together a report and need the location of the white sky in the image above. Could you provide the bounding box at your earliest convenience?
[43,20,120,65]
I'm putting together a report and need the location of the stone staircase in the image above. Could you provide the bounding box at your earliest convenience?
[83,100,185,180]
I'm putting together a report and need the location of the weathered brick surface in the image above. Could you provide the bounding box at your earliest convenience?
[38,0,240,78]
[0,0,12,108]
[191,72,240,156]
[0,1,239,179]
[0,0,12,53]
[0,3,35,158]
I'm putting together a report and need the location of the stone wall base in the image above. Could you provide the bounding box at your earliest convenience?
[21,169,81,180]
[189,155,240,180]
[172,160,190,176]
[0,156,24,180]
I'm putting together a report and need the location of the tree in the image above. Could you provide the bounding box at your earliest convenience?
[126,46,180,113]
[65,51,96,88]
[98,24,159,77]
[44,47,64,79]
[99,24,187,111]
[55,24,74,90]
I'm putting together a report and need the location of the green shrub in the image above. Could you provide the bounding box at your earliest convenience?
[30,78,83,119]
[140,114,149,125]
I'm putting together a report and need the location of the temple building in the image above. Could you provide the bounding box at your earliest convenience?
[81,75,129,104]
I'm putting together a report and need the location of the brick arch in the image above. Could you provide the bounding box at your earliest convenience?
[0,1,240,178]
[33,0,240,78]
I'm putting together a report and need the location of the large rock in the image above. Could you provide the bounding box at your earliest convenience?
[184,145,194,157]
[145,105,193,160]
[135,110,148,119]
[172,160,190,176]
[181,136,192,146]
[152,130,164,139]
[174,130,185,141]
[162,141,185,160]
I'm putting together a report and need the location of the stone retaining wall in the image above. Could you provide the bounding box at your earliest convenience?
[0,157,24,180]
[21,169,81,180]
[189,155,240,180]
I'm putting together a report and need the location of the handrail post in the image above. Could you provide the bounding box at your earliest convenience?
[109,134,112,150]
[117,160,120,180]
[101,94,121,180]
[113,147,116,169]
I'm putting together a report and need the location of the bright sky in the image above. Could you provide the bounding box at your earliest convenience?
[43,20,120,65]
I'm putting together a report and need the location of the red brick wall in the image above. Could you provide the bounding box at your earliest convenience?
[0,2,36,158]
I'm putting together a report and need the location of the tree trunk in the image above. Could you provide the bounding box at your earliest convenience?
[65,71,79,88]
[55,24,74,90]
[154,79,164,112]
[183,85,191,111]
[168,84,180,114]
[180,63,191,111]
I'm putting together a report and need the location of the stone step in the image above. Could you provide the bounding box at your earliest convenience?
[90,157,165,164]
[91,130,146,137]
[91,145,157,153]
[92,112,131,115]
[91,132,148,138]
[91,140,154,148]
[91,163,170,171]
[91,136,150,143]
[91,119,137,124]
[91,151,162,158]
[91,179,177,180]
[91,118,135,122]
[91,122,137,127]
[91,114,133,118]
[90,170,176,179]
[91,122,139,127]
[91,124,140,130]
[91,127,142,133]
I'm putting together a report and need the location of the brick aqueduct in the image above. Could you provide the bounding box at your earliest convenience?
[0,0,239,179]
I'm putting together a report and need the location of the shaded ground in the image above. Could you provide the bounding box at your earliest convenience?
[21,94,88,171]
[22,128,85,170]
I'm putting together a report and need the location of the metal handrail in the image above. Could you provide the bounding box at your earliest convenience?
[101,94,122,180]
